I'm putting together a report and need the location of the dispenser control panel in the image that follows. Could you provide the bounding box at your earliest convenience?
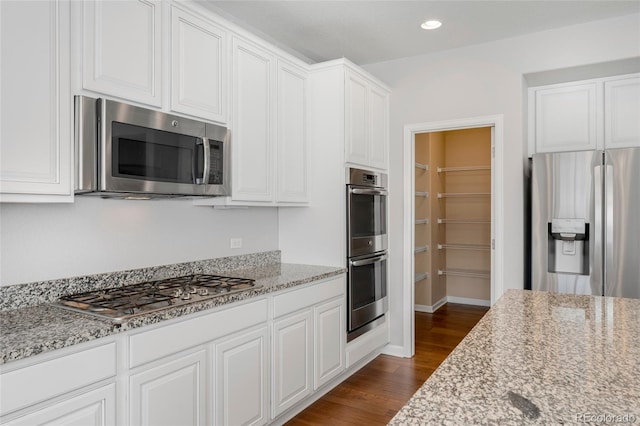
[551,219,586,239]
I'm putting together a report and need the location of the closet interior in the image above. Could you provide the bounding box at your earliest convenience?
[414,127,492,312]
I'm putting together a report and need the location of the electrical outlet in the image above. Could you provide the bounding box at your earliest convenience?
[230,238,242,249]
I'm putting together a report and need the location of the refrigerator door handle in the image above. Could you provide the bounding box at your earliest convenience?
[604,163,614,295]
[593,164,604,294]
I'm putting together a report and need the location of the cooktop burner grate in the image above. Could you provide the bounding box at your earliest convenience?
[56,274,259,323]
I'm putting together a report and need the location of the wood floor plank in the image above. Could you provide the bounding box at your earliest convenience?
[286,303,488,425]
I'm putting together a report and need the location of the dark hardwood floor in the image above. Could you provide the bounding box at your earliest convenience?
[286,303,489,426]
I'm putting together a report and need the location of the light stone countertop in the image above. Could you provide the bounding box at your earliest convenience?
[389,289,640,425]
[0,263,345,365]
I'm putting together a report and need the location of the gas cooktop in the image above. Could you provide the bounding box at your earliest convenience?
[56,274,260,323]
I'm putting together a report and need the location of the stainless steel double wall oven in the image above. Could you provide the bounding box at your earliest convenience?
[346,168,388,341]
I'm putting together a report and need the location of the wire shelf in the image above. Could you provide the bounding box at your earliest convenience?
[437,165,491,173]
[437,218,491,224]
[438,244,491,251]
[415,272,429,283]
[438,269,490,279]
[437,192,490,198]
[414,246,428,254]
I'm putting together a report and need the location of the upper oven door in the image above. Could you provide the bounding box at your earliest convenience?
[100,98,207,195]
[347,185,388,257]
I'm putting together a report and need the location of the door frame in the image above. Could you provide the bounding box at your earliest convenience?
[401,115,504,357]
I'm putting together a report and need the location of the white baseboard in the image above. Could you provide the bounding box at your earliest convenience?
[447,296,491,307]
[415,296,490,312]
[414,296,447,313]
[381,344,408,358]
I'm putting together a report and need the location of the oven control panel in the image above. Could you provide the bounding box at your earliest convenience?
[348,167,387,189]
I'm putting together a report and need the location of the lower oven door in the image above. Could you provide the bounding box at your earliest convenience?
[348,251,388,333]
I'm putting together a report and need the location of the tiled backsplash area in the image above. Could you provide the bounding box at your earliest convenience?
[0,251,280,312]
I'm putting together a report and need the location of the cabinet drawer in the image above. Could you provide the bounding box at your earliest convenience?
[0,342,116,415]
[273,276,345,318]
[129,298,268,368]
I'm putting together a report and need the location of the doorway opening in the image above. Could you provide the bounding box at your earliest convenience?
[401,115,504,358]
[414,127,492,312]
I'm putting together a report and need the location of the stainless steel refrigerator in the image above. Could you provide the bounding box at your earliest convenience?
[531,148,640,299]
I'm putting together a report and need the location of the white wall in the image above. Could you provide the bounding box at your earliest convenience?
[0,198,278,286]
[363,14,640,350]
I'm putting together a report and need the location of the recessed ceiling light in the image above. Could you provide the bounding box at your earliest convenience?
[421,20,442,30]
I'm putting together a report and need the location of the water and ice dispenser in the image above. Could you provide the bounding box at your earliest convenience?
[547,219,589,275]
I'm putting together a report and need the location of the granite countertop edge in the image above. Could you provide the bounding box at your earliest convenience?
[0,263,346,366]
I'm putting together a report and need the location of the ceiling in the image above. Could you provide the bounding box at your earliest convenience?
[200,1,640,65]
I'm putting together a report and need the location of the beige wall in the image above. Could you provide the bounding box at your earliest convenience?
[443,128,491,301]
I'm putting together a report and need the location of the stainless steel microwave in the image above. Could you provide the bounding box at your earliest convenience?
[75,96,230,198]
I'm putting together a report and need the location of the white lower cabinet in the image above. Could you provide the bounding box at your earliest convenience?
[1,276,349,426]
[270,276,346,419]
[129,350,206,426]
[213,326,269,426]
[272,310,313,417]
[314,298,346,389]
[4,384,116,426]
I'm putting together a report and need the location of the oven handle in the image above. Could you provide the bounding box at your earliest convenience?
[349,187,388,196]
[350,253,387,267]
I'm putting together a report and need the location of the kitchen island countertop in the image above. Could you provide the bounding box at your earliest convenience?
[0,263,345,365]
[390,289,640,425]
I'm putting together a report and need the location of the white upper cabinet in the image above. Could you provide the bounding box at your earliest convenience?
[345,69,389,170]
[170,6,227,123]
[82,0,162,107]
[368,84,389,170]
[604,75,640,149]
[529,73,640,154]
[345,71,369,166]
[195,36,308,207]
[231,37,275,203]
[0,0,73,202]
[276,59,308,204]
[533,82,599,153]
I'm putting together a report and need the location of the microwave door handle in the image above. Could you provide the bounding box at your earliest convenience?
[202,138,211,185]
[350,188,388,196]
[349,253,387,267]
[193,138,208,185]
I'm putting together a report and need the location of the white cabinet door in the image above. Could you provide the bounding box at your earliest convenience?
[534,82,599,153]
[130,350,206,426]
[314,298,345,389]
[605,75,640,149]
[368,84,389,170]
[276,59,308,204]
[0,0,72,202]
[231,38,274,202]
[345,70,369,166]
[170,6,226,123]
[82,0,161,106]
[5,384,116,426]
[214,326,268,426]
[272,310,313,417]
